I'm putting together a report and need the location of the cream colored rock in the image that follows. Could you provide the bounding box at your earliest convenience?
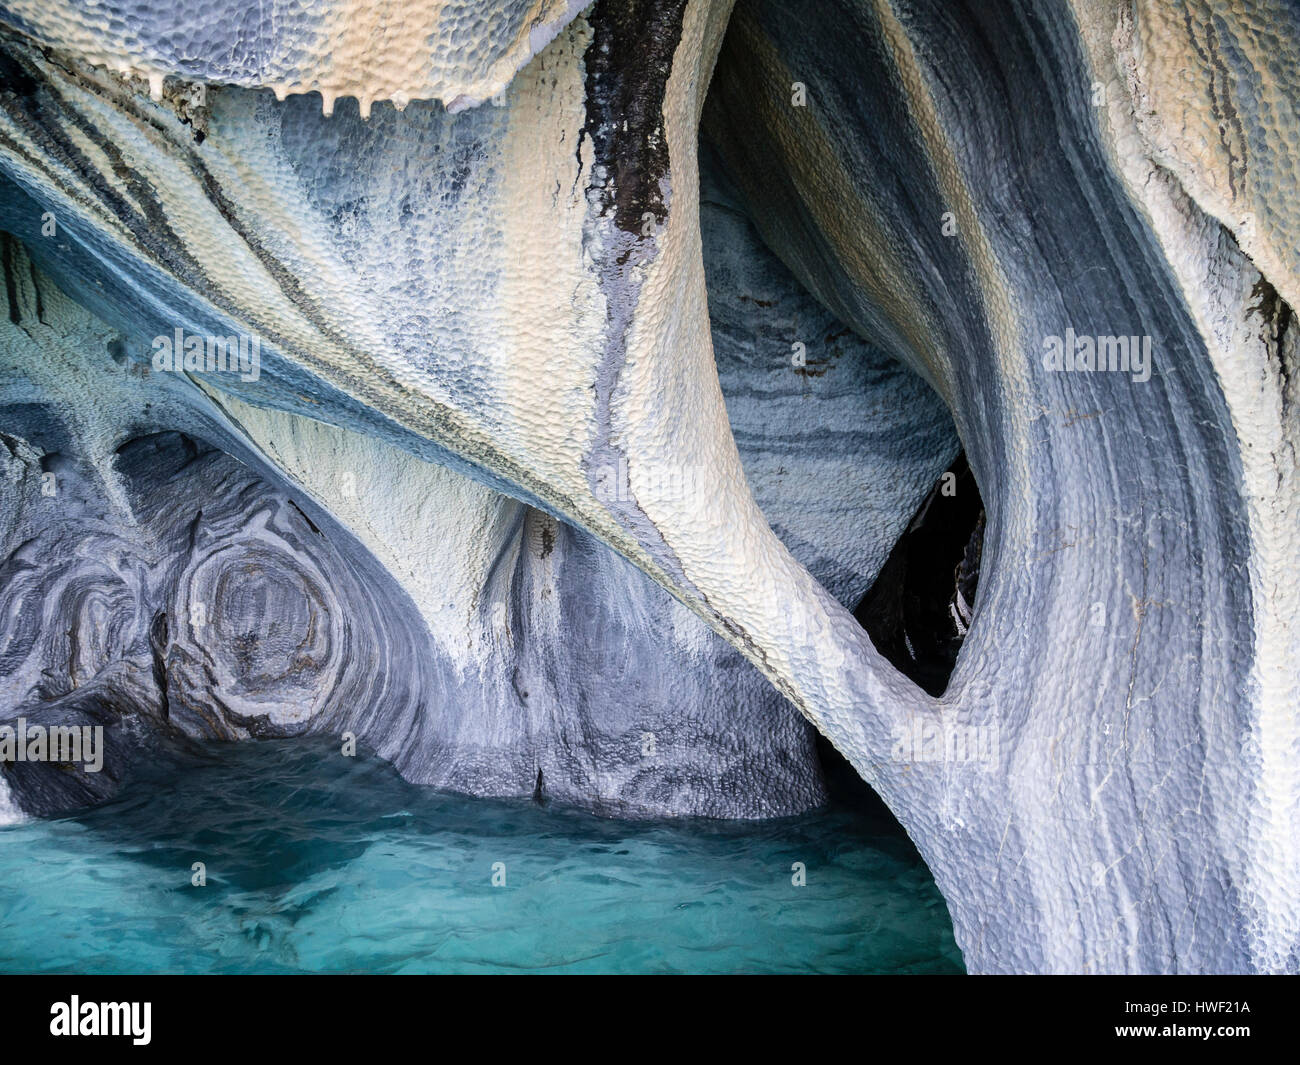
[0,0,591,115]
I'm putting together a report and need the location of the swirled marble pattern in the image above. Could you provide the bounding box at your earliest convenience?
[0,0,1297,974]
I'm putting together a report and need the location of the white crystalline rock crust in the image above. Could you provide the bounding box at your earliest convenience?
[1074,0,1300,978]
[1121,0,1300,314]
[0,0,591,116]
[209,388,520,672]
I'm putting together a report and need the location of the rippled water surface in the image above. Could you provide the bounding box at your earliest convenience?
[0,739,962,974]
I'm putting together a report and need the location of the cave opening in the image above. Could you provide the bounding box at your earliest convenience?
[694,7,986,967]
[854,454,986,697]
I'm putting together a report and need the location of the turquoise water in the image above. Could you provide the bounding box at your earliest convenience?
[0,738,962,974]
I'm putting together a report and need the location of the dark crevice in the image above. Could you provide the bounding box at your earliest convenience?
[578,0,689,238]
[1249,276,1293,403]
[814,733,890,815]
[2,231,21,323]
[148,609,171,723]
[854,454,985,696]
[288,498,323,537]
